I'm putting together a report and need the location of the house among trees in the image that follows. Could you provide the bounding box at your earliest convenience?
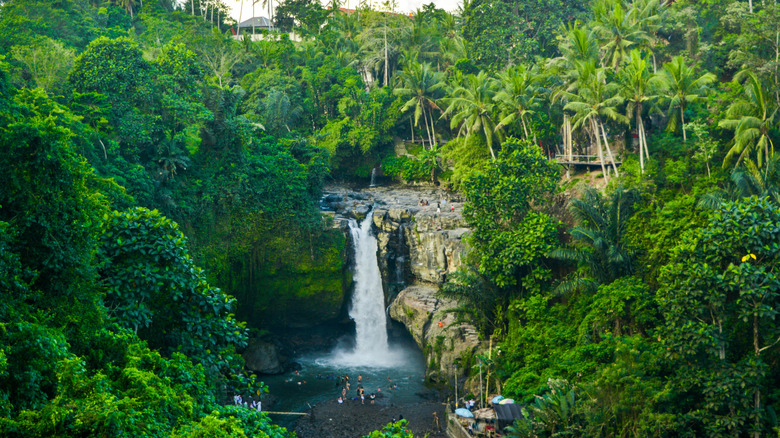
[236,16,273,34]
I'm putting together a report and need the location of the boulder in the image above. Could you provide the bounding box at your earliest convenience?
[243,340,285,374]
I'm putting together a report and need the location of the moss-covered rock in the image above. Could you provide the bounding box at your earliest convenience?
[190,211,351,329]
[231,227,349,328]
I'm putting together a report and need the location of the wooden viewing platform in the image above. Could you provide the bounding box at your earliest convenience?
[554,154,622,167]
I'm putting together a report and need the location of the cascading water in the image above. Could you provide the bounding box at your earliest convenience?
[369,168,378,187]
[321,210,407,368]
[348,212,389,356]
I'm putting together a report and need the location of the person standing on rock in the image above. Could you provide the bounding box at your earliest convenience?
[436,202,441,214]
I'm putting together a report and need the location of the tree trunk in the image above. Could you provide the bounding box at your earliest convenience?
[600,120,620,177]
[640,117,650,161]
[520,113,529,140]
[422,106,433,149]
[238,0,243,37]
[486,125,496,159]
[383,15,389,87]
[637,106,644,173]
[652,51,657,73]
[775,30,779,106]
[568,119,573,159]
[754,313,760,438]
[428,106,437,147]
[640,118,651,173]
[681,105,687,141]
[591,118,609,182]
[410,117,414,142]
[191,0,195,16]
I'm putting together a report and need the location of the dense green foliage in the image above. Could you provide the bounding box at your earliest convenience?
[4,0,780,435]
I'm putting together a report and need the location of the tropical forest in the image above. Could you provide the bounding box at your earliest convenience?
[1,0,780,435]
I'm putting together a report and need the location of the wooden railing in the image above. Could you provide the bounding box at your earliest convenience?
[554,154,621,165]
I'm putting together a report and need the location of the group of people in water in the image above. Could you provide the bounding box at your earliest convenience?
[335,374,399,406]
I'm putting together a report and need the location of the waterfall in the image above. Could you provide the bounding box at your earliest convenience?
[369,168,377,187]
[347,212,390,357]
[319,210,412,368]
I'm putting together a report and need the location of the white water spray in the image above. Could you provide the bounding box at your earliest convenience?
[348,212,389,355]
[320,211,409,368]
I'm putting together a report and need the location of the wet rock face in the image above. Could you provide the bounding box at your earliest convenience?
[322,184,479,382]
[321,185,469,293]
[389,284,484,381]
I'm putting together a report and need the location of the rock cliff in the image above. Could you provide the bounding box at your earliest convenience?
[388,283,483,381]
[322,185,484,381]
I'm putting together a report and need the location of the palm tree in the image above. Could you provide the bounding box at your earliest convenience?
[393,61,445,148]
[733,157,780,204]
[550,25,601,165]
[401,9,439,65]
[551,187,640,293]
[652,56,716,142]
[699,155,780,209]
[262,88,302,133]
[558,24,600,65]
[591,0,651,70]
[439,36,466,70]
[632,0,664,72]
[721,70,778,174]
[494,64,543,143]
[358,11,402,87]
[442,71,502,159]
[236,0,244,36]
[563,61,626,180]
[114,0,137,18]
[617,49,656,173]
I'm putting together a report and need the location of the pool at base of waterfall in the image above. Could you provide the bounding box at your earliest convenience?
[259,330,439,433]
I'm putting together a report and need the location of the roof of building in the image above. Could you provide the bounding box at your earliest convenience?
[237,17,273,28]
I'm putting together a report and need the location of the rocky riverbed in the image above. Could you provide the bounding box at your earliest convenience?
[293,397,447,438]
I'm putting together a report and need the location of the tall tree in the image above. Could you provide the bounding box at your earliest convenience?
[442,71,501,159]
[393,61,444,148]
[652,55,715,142]
[617,49,655,173]
[11,37,75,92]
[192,28,244,88]
[721,70,778,175]
[453,138,559,307]
[563,61,626,180]
[659,197,780,437]
[494,64,543,143]
[551,187,640,292]
[591,0,651,70]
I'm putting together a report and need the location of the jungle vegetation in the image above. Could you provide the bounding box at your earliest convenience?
[1,0,780,435]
